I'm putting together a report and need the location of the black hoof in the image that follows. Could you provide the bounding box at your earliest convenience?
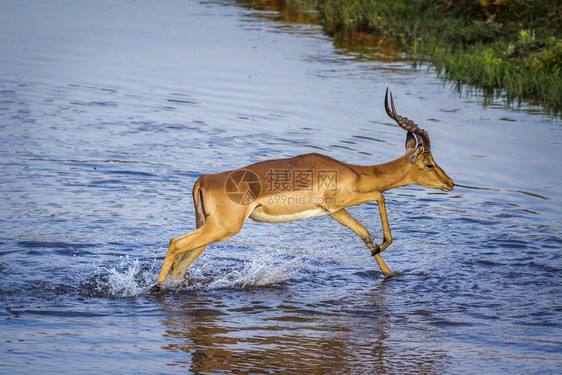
[150,283,164,295]
[371,245,381,256]
[383,271,397,278]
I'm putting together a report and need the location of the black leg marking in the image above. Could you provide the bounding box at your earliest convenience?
[371,244,381,256]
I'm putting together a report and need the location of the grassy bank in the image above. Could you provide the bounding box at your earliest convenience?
[249,0,562,114]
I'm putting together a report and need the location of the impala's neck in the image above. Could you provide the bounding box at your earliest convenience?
[354,155,413,192]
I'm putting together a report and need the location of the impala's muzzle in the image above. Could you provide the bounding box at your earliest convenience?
[441,179,455,192]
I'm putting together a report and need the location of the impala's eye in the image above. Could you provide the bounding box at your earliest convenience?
[425,163,435,169]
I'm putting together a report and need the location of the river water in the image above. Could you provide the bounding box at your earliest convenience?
[1,1,560,374]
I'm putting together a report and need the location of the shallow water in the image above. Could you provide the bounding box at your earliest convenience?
[1,1,561,374]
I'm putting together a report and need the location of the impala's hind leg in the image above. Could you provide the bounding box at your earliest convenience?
[330,208,394,277]
[169,181,210,282]
[156,224,227,286]
[170,245,208,280]
[154,203,254,291]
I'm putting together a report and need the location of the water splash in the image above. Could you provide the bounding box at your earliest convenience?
[206,253,300,290]
[85,258,155,298]
[83,248,300,297]
[105,259,151,297]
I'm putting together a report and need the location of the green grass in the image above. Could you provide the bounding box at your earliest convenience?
[248,0,562,114]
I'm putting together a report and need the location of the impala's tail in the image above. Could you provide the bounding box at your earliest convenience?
[192,177,206,229]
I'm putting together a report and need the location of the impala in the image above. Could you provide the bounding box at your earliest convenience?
[152,88,454,292]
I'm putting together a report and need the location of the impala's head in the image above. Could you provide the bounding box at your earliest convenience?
[385,88,454,192]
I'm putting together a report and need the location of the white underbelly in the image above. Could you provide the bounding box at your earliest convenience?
[249,207,329,223]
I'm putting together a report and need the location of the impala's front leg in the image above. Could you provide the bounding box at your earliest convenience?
[330,208,394,277]
[372,196,393,256]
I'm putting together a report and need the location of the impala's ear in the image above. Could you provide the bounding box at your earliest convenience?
[405,131,416,151]
[407,143,425,163]
[413,145,425,160]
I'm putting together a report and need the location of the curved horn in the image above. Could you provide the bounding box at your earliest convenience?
[384,88,430,154]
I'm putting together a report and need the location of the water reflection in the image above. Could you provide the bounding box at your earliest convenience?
[157,286,449,373]
[240,0,407,64]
